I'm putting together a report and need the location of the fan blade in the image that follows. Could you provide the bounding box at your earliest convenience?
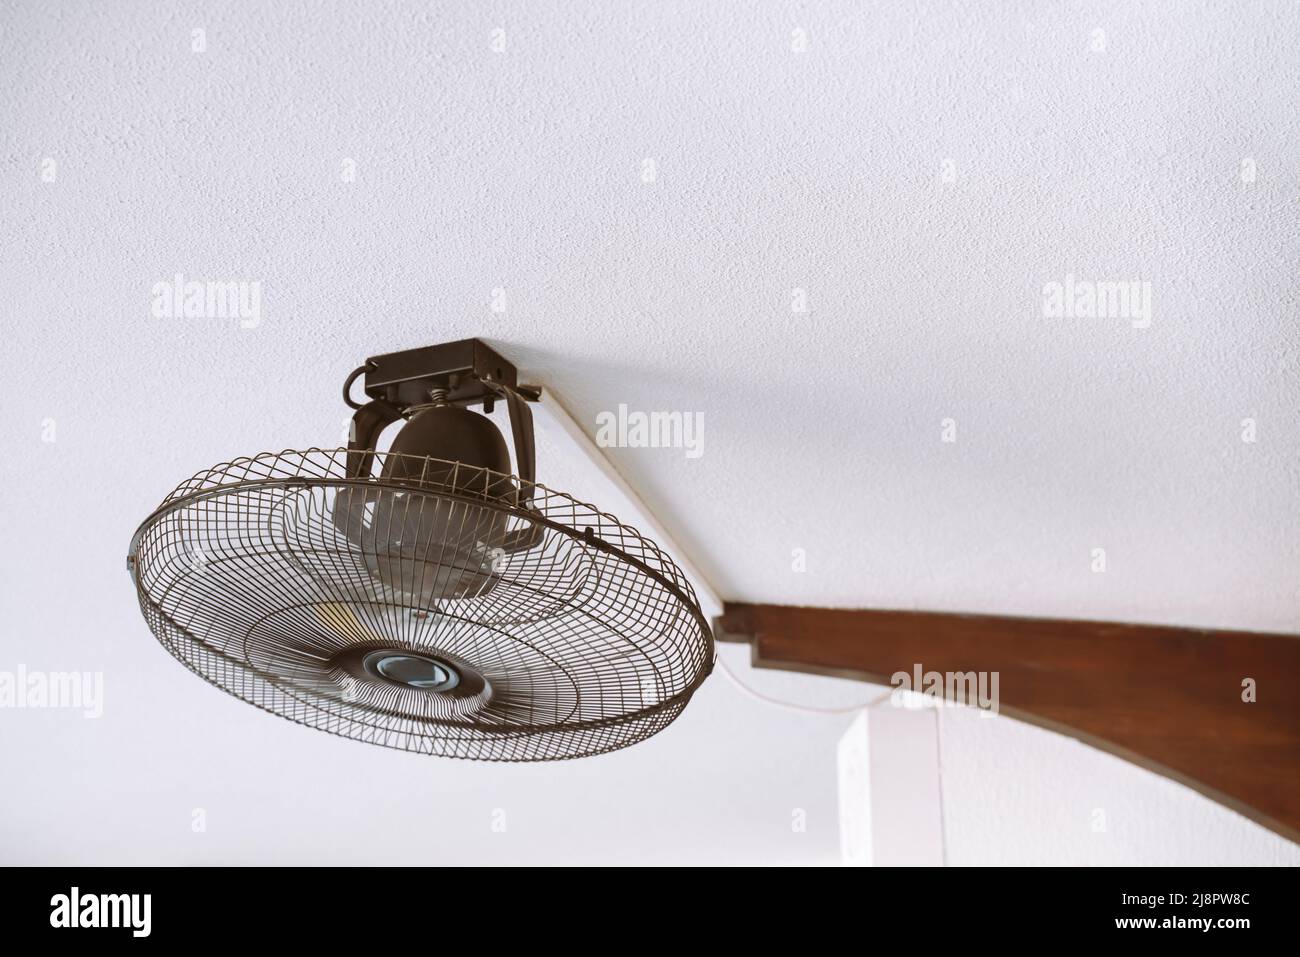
[715,603,1300,842]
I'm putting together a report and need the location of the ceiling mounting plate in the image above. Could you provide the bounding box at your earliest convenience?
[362,338,538,411]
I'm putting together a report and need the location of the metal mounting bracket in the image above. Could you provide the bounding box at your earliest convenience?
[342,339,541,494]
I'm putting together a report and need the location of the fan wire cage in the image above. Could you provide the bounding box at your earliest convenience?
[128,449,714,761]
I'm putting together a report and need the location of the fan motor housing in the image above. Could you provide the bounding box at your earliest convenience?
[384,404,512,486]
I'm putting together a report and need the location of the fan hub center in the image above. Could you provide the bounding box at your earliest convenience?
[363,650,460,692]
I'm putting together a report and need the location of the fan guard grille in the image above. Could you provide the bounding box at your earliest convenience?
[129,449,714,761]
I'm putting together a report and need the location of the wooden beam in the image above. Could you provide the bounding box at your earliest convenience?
[716,603,1300,842]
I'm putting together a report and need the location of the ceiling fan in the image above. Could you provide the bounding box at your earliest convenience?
[126,338,712,761]
[126,338,1298,843]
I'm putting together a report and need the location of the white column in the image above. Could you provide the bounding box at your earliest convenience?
[838,703,945,866]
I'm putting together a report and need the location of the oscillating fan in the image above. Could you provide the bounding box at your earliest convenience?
[127,339,714,760]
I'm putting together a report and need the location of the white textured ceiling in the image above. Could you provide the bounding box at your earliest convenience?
[2,1,1297,865]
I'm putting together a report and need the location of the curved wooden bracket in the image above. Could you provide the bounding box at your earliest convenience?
[716,603,1300,843]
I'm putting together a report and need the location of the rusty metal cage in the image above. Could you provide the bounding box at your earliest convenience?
[128,449,714,761]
